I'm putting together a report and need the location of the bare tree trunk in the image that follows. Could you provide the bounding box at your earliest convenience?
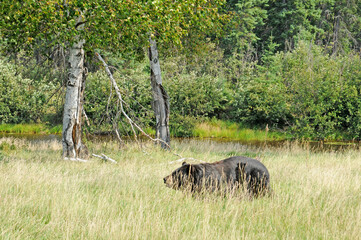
[62,21,88,158]
[148,38,170,149]
[332,13,341,55]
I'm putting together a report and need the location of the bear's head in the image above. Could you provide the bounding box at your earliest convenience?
[163,162,202,190]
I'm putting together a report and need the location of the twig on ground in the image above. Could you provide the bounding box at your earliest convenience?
[92,153,118,163]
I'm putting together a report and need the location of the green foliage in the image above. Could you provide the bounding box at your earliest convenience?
[167,73,229,118]
[169,114,197,137]
[222,0,268,55]
[316,0,361,55]
[275,42,361,139]
[222,0,361,57]
[229,41,361,140]
[2,39,361,141]
[230,79,291,128]
[0,0,227,57]
[1,0,361,143]
[0,59,56,124]
[257,0,324,52]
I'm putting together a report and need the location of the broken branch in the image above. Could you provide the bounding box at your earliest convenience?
[95,52,171,149]
[92,153,118,163]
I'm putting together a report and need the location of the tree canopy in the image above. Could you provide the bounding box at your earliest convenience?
[0,0,227,55]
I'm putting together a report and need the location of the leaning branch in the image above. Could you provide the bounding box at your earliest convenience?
[95,52,172,150]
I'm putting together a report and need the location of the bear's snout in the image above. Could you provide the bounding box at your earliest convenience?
[163,175,174,188]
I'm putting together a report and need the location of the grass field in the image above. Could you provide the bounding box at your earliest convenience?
[0,124,62,134]
[0,137,360,239]
[193,119,288,141]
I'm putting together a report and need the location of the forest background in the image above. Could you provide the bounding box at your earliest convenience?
[1,0,361,141]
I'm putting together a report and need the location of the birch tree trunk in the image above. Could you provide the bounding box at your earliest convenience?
[62,20,88,158]
[148,38,170,149]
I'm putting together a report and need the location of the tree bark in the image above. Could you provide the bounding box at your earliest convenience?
[62,23,88,158]
[332,13,341,55]
[148,38,170,149]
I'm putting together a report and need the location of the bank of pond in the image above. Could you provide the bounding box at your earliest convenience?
[1,122,360,153]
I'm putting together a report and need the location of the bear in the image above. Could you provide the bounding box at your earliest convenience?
[163,156,271,196]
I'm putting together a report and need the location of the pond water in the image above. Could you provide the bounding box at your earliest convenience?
[0,133,61,142]
[1,132,360,152]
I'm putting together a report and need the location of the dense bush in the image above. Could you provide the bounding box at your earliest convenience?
[230,79,291,128]
[0,59,56,124]
[229,42,361,140]
[167,73,229,118]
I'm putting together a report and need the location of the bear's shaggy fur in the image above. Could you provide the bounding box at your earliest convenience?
[235,161,271,196]
[163,156,271,196]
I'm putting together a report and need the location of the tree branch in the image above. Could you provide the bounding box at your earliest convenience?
[92,153,117,163]
[95,52,172,150]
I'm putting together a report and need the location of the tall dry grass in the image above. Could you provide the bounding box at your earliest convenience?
[0,137,360,239]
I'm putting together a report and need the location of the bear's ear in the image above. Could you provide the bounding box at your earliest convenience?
[182,161,188,166]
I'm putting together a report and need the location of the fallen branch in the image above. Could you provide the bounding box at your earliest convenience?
[92,153,118,163]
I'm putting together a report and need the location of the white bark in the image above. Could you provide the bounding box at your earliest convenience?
[62,17,88,159]
[148,38,170,149]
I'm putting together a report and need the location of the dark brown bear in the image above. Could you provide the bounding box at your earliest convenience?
[163,156,271,196]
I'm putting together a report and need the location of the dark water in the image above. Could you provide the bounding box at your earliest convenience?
[0,133,61,141]
[198,138,361,152]
[1,133,360,152]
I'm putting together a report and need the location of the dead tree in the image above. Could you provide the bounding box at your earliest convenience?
[148,38,170,149]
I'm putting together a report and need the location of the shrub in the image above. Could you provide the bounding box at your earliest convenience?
[229,41,361,140]
[0,58,56,124]
[169,114,197,137]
